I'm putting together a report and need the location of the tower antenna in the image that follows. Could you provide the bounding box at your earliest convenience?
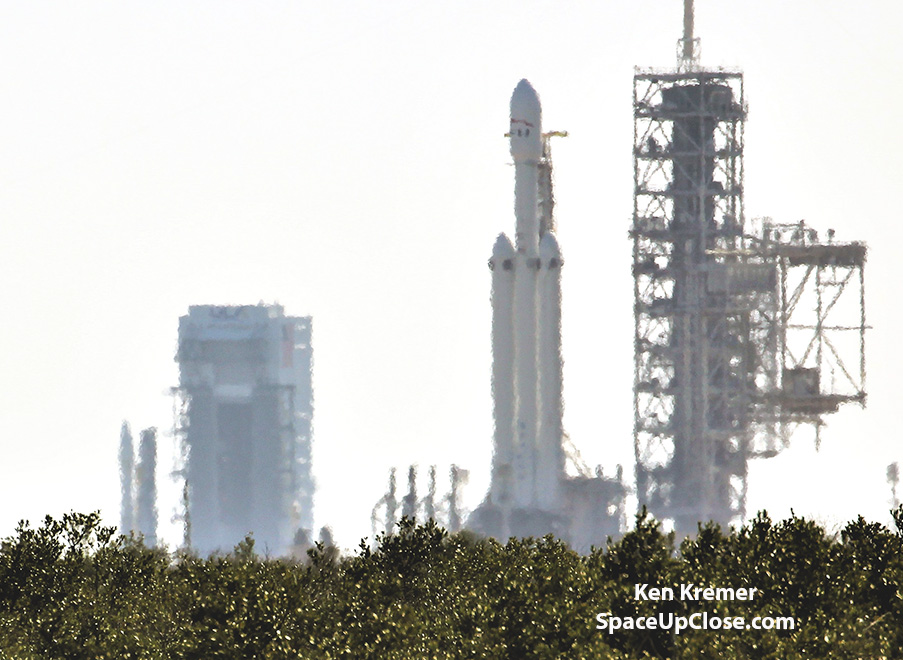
[679,0,700,70]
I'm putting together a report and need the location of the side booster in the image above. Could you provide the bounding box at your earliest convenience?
[489,79,565,526]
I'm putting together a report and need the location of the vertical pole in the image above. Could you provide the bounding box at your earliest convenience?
[860,260,866,393]
[683,0,695,61]
[119,421,134,535]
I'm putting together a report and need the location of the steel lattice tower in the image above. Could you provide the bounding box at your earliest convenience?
[631,1,867,536]
[632,70,755,535]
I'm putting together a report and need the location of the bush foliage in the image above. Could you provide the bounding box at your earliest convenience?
[1,510,902,658]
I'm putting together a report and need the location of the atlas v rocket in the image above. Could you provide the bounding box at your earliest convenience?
[488,79,566,523]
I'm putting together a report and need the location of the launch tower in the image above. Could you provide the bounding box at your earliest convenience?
[632,0,867,536]
[174,304,314,555]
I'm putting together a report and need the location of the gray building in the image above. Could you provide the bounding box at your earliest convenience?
[175,304,314,555]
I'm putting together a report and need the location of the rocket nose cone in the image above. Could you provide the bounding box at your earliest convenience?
[510,79,542,161]
[511,79,541,114]
[539,232,561,260]
[492,232,516,258]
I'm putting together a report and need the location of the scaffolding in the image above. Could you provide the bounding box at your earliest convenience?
[631,70,866,536]
[371,465,468,541]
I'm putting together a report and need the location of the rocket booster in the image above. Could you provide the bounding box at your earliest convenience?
[536,232,564,507]
[490,233,516,507]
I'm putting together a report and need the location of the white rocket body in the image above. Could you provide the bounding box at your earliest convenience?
[490,233,516,508]
[490,79,565,516]
[536,232,565,509]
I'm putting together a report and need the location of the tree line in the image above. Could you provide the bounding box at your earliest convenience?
[1,508,902,659]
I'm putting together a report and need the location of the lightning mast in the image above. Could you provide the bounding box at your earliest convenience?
[679,0,699,69]
[119,421,135,535]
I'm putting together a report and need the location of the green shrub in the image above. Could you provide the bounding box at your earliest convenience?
[1,509,901,659]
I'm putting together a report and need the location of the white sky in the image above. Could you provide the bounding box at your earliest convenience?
[1,1,901,552]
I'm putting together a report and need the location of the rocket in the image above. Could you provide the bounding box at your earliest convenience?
[490,80,565,515]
